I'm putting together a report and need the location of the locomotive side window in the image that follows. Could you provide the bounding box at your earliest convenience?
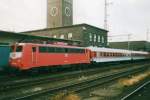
[68,48,74,53]
[39,46,85,54]
[16,46,23,52]
[77,49,85,53]
[39,46,47,53]
[55,47,65,53]
[48,47,55,52]
[78,49,85,53]
[66,48,85,53]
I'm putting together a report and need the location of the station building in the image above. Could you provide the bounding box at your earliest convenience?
[22,24,108,47]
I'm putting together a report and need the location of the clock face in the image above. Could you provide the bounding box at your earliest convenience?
[50,7,58,16]
[65,7,71,16]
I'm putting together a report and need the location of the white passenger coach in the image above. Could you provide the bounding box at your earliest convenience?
[87,47,149,63]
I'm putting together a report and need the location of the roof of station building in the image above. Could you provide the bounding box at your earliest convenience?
[21,23,108,33]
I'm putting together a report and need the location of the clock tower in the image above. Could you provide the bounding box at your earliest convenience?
[47,0,73,28]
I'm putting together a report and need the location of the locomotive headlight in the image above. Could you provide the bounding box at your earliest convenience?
[10,53,16,58]
[11,53,16,58]
[10,52,22,59]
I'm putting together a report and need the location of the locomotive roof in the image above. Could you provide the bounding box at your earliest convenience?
[17,43,85,49]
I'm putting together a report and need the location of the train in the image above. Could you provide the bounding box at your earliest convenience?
[88,47,150,63]
[8,43,150,70]
[0,43,149,71]
[10,43,91,70]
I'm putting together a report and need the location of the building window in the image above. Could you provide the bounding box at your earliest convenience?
[94,34,97,42]
[53,35,57,38]
[82,27,87,30]
[89,33,92,41]
[68,33,73,39]
[102,36,105,43]
[98,35,101,42]
[60,35,65,39]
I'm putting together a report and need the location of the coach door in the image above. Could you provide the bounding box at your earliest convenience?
[32,47,37,65]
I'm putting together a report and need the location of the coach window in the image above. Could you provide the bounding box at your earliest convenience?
[105,52,107,56]
[104,52,106,56]
[112,53,114,56]
[106,52,108,56]
[99,52,101,56]
[98,52,101,57]
[114,53,116,56]
[101,52,104,56]
[101,52,103,56]
[118,53,119,56]
[109,53,111,56]
[108,53,110,56]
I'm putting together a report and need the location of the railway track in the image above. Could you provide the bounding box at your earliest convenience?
[0,62,139,92]
[27,65,148,100]
[0,64,149,100]
[0,61,146,86]
[121,80,150,100]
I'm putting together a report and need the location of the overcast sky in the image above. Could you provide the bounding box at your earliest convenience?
[0,0,150,41]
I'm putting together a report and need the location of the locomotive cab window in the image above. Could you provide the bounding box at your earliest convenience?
[10,46,15,52]
[16,46,23,52]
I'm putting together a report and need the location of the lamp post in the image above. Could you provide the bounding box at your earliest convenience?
[104,0,113,30]
[127,34,131,50]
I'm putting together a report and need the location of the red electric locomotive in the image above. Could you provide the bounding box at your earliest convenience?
[10,43,91,70]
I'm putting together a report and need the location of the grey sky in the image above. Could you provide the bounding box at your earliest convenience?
[0,0,150,41]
